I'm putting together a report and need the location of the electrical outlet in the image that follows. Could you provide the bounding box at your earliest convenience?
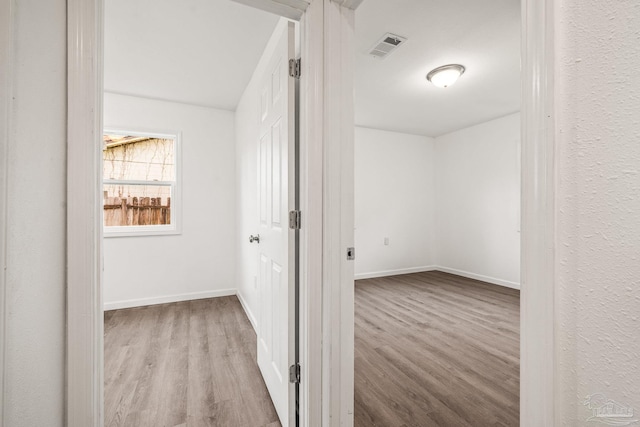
[384,237,390,246]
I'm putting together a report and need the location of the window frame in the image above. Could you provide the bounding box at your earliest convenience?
[102,128,182,238]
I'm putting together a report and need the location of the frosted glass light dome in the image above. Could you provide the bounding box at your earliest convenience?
[426,64,465,88]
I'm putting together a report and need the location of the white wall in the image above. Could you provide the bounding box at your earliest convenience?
[1,0,67,425]
[353,115,520,288]
[556,0,640,422]
[434,113,521,288]
[354,127,436,279]
[103,93,236,309]
[235,20,289,330]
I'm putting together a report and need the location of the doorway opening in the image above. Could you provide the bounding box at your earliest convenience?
[101,1,300,425]
[353,0,521,424]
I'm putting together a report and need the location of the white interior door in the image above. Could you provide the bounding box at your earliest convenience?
[257,21,296,427]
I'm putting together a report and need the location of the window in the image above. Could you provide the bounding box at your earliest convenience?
[102,130,180,236]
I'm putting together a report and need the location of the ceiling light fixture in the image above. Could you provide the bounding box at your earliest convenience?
[426,64,465,88]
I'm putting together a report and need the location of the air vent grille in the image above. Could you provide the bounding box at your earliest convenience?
[368,33,407,59]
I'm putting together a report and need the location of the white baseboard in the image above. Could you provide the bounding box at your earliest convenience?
[236,290,257,333]
[104,288,237,311]
[355,265,437,280]
[355,265,520,290]
[435,266,521,290]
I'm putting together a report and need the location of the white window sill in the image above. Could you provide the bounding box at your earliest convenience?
[103,225,181,238]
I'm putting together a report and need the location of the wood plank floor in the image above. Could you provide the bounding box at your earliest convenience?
[354,271,520,427]
[104,296,280,427]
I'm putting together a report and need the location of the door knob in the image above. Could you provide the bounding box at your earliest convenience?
[249,234,260,243]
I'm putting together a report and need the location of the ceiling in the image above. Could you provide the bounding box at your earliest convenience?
[104,0,280,110]
[355,0,521,137]
[105,0,519,135]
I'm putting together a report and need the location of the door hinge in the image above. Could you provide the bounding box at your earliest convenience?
[289,58,301,79]
[289,363,301,384]
[289,210,301,230]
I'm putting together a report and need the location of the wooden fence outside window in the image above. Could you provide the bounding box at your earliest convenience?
[103,196,171,226]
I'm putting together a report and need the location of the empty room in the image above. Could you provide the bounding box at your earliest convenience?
[353,0,521,425]
[101,0,298,425]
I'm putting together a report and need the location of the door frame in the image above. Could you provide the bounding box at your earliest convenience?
[65,1,556,427]
[0,0,11,423]
[520,0,556,424]
[66,0,322,425]
[67,0,104,424]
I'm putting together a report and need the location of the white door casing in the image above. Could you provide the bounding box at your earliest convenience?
[256,21,296,427]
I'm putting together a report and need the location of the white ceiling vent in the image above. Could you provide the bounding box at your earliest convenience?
[368,33,407,59]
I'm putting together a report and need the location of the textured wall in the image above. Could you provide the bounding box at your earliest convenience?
[556,0,640,423]
[3,0,67,425]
